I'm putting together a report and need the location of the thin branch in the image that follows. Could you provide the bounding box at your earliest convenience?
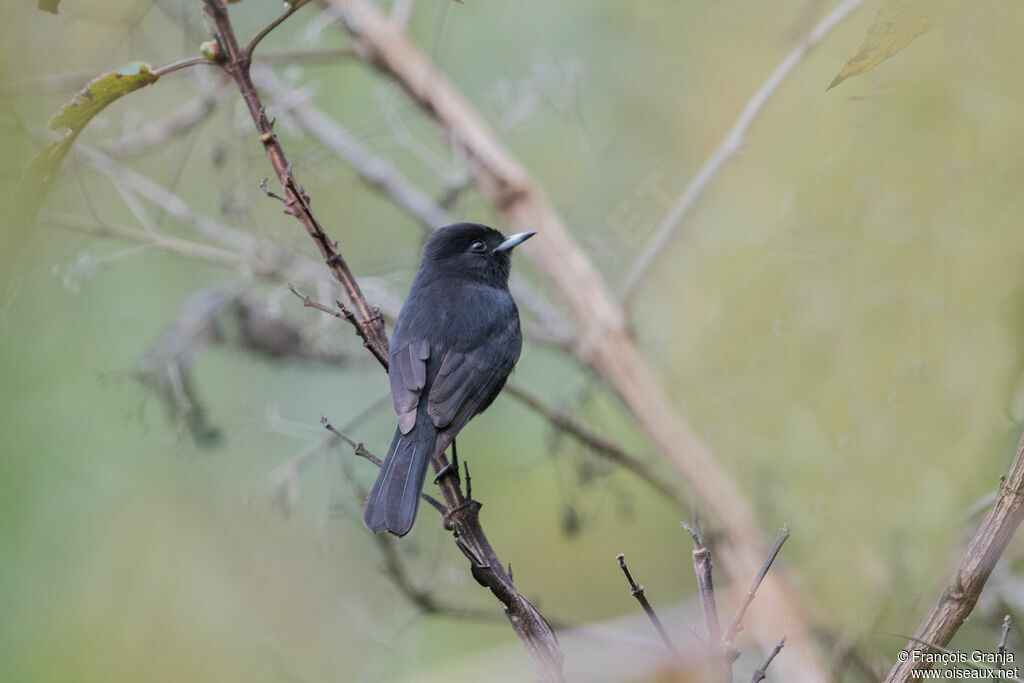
[79,148,406,319]
[81,147,270,255]
[505,384,683,506]
[751,637,786,683]
[322,418,446,516]
[267,394,390,513]
[724,525,791,642]
[251,65,449,230]
[682,523,723,643]
[46,212,401,329]
[41,211,281,277]
[336,440,503,622]
[619,0,865,300]
[151,55,213,78]
[0,50,355,94]
[204,0,390,367]
[616,553,676,653]
[288,283,348,321]
[683,522,737,682]
[99,93,220,157]
[885,430,1024,681]
[246,0,314,57]
[256,47,358,64]
[995,615,1011,679]
[371,532,496,620]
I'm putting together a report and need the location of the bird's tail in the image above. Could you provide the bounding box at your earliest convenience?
[363,425,434,536]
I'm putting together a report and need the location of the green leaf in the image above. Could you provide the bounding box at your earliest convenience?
[49,61,158,130]
[828,0,965,90]
[17,61,160,225]
[37,0,60,14]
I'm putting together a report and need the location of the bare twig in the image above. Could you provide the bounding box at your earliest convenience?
[267,394,390,513]
[80,148,405,321]
[322,418,445,516]
[505,384,682,506]
[100,93,220,157]
[682,523,723,643]
[885,431,1024,682]
[616,553,676,653]
[251,66,448,230]
[0,50,353,94]
[683,522,737,682]
[41,211,281,276]
[246,0,314,57]
[994,615,1011,679]
[724,525,791,642]
[751,637,786,683]
[256,47,358,64]
[371,532,495,619]
[619,0,865,300]
[46,212,401,326]
[151,56,213,78]
[335,441,514,625]
[329,2,824,677]
[81,147,273,256]
[204,0,390,367]
[287,283,348,321]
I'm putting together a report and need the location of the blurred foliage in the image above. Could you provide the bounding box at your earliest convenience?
[3,1,1024,682]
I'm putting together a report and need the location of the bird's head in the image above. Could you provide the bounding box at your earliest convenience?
[420,223,535,287]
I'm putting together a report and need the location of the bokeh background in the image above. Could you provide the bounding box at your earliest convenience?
[3,1,1024,681]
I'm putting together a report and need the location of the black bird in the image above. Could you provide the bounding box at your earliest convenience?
[364,223,536,536]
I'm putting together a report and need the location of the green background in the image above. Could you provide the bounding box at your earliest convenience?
[3,1,1024,680]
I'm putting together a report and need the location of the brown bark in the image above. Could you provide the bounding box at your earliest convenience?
[884,431,1024,682]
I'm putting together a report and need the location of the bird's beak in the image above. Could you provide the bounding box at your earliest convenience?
[494,231,537,252]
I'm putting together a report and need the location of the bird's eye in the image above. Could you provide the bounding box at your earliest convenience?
[470,240,487,252]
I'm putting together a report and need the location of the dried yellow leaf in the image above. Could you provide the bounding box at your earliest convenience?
[828,0,965,90]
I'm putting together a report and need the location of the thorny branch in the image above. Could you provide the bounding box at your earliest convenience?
[203,0,390,368]
[200,2,563,680]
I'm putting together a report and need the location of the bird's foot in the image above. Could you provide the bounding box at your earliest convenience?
[433,460,459,484]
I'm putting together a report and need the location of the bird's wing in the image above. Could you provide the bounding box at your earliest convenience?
[427,316,520,432]
[390,338,430,434]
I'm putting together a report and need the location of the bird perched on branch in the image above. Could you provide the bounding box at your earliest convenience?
[364,223,536,536]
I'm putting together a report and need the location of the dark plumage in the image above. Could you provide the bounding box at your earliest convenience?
[363,223,536,536]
